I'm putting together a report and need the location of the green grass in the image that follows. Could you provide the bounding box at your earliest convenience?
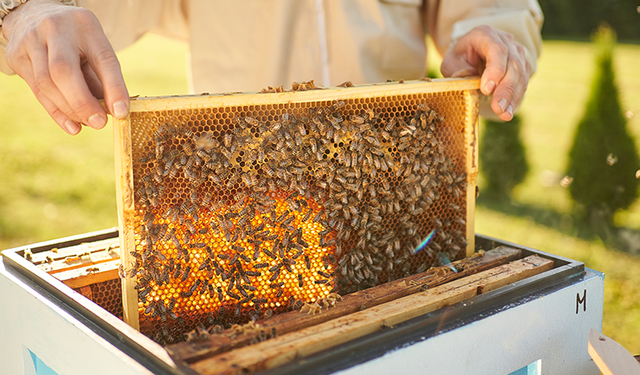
[0,34,188,248]
[1,34,639,353]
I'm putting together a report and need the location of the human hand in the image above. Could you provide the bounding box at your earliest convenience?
[2,0,129,135]
[440,25,532,121]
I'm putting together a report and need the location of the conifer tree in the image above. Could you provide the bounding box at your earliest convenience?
[566,24,640,227]
[479,114,529,198]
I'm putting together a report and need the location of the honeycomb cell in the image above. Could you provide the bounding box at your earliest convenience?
[127,89,472,345]
[75,278,124,320]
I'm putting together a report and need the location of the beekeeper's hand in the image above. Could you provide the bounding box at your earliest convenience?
[2,0,129,135]
[441,25,532,122]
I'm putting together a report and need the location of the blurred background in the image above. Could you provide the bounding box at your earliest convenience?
[1,0,639,354]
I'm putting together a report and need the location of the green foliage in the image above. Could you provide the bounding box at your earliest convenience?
[566,25,640,226]
[479,114,529,198]
[538,0,640,41]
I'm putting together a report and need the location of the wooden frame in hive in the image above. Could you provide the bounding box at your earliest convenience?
[112,77,480,339]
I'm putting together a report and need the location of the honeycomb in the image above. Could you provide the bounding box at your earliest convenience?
[75,278,124,320]
[118,80,477,344]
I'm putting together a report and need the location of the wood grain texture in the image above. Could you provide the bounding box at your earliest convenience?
[127,78,481,112]
[464,89,479,257]
[166,247,522,364]
[113,115,140,331]
[188,254,552,375]
[58,260,120,289]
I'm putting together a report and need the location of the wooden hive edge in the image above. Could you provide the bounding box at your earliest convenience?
[189,254,554,375]
[127,78,481,112]
[113,115,140,330]
[464,89,480,257]
[166,246,521,364]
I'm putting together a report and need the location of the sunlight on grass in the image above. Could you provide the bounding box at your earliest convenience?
[476,207,640,351]
[0,34,188,248]
[515,41,640,218]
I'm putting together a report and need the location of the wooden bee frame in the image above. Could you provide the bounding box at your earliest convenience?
[16,233,124,319]
[113,77,480,334]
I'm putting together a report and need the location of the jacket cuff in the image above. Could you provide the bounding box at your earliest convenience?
[0,0,75,74]
[1,0,76,25]
[0,0,29,27]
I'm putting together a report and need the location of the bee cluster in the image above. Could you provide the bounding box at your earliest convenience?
[129,93,469,345]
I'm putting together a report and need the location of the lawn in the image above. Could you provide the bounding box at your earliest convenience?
[1,34,639,353]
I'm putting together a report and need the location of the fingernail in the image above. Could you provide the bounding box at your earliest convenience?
[113,101,128,119]
[88,114,106,129]
[498,98,508,113]
[63,120,80,135]
[506,104,514,118]
[484,80,496,94]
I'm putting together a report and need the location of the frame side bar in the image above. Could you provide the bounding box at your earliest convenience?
[113,116,140,330]
[464,89,479,257]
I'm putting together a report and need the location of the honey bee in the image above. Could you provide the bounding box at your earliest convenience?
[237,285,249,298]
[227,291,241,300]
[269,269,281,282]
[22,249,35,262]
[244,116,260,126]
[263,248,277,260]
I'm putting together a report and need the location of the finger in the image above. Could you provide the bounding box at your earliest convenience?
[28,42,84,123]
[510,54,532,110]
[47,36,108,130]
[451,67,478,78]
[20,65,82,134]
[81,30,129,119]
[491,68,520,121]
[493,72,527,121]
[441,51,479,78]
[37,93,83,134]
[459,26,509,96]
[81,60,105,99]
[509,72,528,110]
[491,43,528,121]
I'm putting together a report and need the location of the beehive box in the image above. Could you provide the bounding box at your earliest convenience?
[23,233,124,319]
[113,78,480,344]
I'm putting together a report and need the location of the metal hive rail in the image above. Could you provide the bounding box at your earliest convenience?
[113,78,480,343]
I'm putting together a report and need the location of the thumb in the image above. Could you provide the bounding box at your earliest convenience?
[451,67,478,78]
[441,56,479,78]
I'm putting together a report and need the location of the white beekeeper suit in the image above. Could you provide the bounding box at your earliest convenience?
[1,0,543,101]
